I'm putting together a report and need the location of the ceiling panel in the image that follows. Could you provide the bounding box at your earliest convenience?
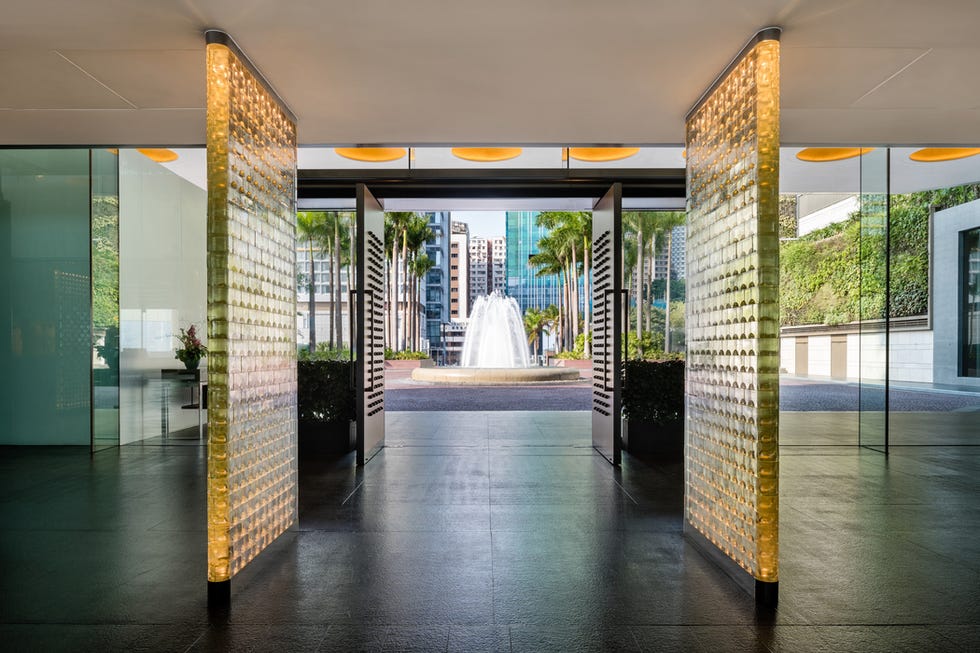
[853,48,980,110]
[60,50,205,109]
[781,47,927,109]
[0,51,133,109]
[782,107,980,146]
[2,1,980,144]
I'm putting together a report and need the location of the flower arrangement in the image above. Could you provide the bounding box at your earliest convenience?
[175,324,208,369]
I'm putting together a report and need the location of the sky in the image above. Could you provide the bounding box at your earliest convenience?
[450,211,505,238]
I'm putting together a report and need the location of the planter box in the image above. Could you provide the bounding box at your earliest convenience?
[384,359,434,369]
[624,418,684,460]
[622,359,685,460]
[555,359,591,369]
[298,419,355,457]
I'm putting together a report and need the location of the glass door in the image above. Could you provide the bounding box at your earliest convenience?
[858,148,889,453]
[91,148,120,451]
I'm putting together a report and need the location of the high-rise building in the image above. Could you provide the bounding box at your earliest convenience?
[467,236,506,306]
[422,212,451,350]
[449,222,469,319]
[651,225,687,282]
[505,211,561,313]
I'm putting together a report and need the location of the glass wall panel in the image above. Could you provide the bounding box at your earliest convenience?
[91,149,120,451]
[0,150,92,445]
[964,228,980,377]
[118,149,207,444]
[858,148,889,452]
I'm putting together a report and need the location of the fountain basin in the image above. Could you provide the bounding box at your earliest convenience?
[411,366,581,385]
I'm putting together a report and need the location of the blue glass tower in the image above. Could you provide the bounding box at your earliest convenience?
[505,211,561,313]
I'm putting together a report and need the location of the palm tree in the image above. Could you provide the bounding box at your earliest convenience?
[624,211,655,356]
[623,211,686,357]
[528,238,567,350]
[385,212,416,350]
[524,304,559,362]
[296,211,329,353]
[331,212,353,349]
[404,215,433,352]
[658,212,685,351]
[531,212,591,354]
[411,253,436,351]
[524,307,545,362]
[541,304,559,358]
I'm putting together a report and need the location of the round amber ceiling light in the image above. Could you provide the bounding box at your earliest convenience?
[451,147,523,162]
[137,148,179,163]
[795,147,874,162]
[909,148,980,162]
[568,147,640,162]
[334,147,407,162]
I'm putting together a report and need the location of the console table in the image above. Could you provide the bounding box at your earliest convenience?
[160,368,207,439]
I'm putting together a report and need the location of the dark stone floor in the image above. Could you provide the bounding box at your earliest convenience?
[2,411,980,651]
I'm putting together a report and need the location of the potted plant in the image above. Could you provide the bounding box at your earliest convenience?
[174,324,208,370]
[622,357,685,459]
[297,355,355,456]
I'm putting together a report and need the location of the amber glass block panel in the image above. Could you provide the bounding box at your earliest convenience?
[206,42,298,583]
[684,39,780,583]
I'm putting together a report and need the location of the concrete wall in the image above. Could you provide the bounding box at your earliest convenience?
[780,337,796,375]
[807,335,832,377]
[934,199,980,388]
[890,330,934,383]
[781,329,933,382]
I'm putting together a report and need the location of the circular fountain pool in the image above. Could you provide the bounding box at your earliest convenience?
[411,292,583,384]
[411,365,581,384]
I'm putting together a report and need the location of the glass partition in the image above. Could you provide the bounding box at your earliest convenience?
[0,150,92,445]
[91,149,120,451]
[118,149,207,444]
[858,148,889,452]
[964,228,980,377]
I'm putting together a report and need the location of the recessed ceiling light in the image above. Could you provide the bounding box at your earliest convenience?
[137,148,179,163]
[334,147,407,162]
[451,147,523,162]
[909,148,980,162]
[568,147,640,162]
[795,147,874,162]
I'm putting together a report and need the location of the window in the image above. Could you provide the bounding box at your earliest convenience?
[963,227,980,377]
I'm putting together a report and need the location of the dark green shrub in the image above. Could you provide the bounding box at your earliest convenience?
[298,343,351,361]
[384,348,431,360]
[622,359,685,423]
[297,360,354,423]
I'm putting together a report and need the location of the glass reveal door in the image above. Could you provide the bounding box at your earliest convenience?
[858,148,889,453]
[591,184,624,465]
[355,184,386,465]
[91,148,120,451]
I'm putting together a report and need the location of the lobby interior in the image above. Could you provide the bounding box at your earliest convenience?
[3,2,980,651]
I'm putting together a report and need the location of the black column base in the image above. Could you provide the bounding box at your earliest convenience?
[684,521,779,609]
[756,579,778,609]
[208,579,230,614]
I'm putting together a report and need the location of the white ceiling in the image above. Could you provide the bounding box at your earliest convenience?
[2,0,979,146]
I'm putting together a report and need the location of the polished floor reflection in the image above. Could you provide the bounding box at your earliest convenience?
[1,411,979,651]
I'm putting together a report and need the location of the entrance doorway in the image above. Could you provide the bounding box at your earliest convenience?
[299,158,684,472]
[345,182,639,468]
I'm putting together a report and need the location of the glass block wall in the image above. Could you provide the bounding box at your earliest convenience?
[684,36,780,584]
[206,39,298,584]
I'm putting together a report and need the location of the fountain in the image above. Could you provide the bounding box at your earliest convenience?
[460,292,530,368]
[411,291,580,384]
